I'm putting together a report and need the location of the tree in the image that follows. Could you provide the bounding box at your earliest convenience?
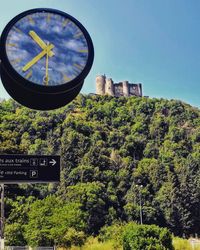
[24,196,57,246]
[65,182,108,234]
[123,223,173,250]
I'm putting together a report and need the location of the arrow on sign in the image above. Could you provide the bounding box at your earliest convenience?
[49,159,56,166]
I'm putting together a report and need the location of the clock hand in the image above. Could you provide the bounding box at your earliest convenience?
[45,43,49,85]
[29,31,54,57]
[22,44,54,72]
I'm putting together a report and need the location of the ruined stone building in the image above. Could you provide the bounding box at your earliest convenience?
[96,75,143,97]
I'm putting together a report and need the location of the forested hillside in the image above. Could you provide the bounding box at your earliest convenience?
[0,95,200,246]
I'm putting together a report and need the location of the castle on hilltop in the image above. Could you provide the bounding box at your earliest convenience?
[96,75,143,97]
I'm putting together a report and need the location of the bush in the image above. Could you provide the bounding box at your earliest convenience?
[62,228,86,248]
[123,223,174,250]
[99,223,125,249]
[5,222,26,246]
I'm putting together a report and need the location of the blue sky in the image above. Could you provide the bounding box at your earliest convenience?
[0,0,200,107]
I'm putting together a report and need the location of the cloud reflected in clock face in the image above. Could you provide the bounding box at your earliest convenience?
[6,12,89,86]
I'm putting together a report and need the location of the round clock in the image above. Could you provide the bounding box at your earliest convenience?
[0,8,94,110]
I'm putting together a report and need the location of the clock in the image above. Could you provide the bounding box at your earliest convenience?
[0,8,94,110]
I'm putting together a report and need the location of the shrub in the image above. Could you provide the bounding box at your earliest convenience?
[98,223,125,249]
[123,223,174,250]
[5,222,27,246]
[62,228,86,248]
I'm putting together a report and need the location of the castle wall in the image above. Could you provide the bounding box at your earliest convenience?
[114,83,123,97]
[129,84,141,96]
[105,78,114,96]
[96,75,143,97]
[123,81,129,97]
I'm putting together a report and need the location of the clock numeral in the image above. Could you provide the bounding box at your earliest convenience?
[47,13,51,22]
[74,63,84,70]
[73,68,80,76]
[11,58,22,65]
[7,43,18,48]
[13,26,22,34]
[78,49,88,53]
[55,15,60,20]
[63,74,72,82]
[63,19,70,27]
[25,70,33,80]
[73,32,83,39]
[28,16,35,25]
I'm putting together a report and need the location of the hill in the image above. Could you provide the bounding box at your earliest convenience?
[0,95,200,245]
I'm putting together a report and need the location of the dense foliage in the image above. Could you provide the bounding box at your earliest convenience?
[122,223,173,250]
[99,222,173,250]
[0,95,200,246]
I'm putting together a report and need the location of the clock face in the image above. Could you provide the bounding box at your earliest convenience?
[5,11,89,86]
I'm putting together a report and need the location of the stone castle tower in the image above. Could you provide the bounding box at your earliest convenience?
[96,75,142,97]
[96,75,106,95]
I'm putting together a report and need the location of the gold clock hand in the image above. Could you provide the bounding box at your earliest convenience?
[22,44,54,72]
[45,45,49,86]
[29,31,54,57]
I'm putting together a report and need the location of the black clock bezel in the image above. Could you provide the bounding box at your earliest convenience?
[0,63,84,110]
[0,8,94,94]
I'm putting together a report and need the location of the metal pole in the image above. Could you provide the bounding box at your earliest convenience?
[139,189,143,225]
[1,184,5,250]
[136,184,143,225]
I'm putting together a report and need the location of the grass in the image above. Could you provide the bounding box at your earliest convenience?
[173,237,200,250]
[63,237,122,250]
[58,237,200,250]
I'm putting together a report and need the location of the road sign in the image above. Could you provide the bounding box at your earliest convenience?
[0,155,60,183]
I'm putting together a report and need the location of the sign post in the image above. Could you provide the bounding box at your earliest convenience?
[0,184,4,250]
